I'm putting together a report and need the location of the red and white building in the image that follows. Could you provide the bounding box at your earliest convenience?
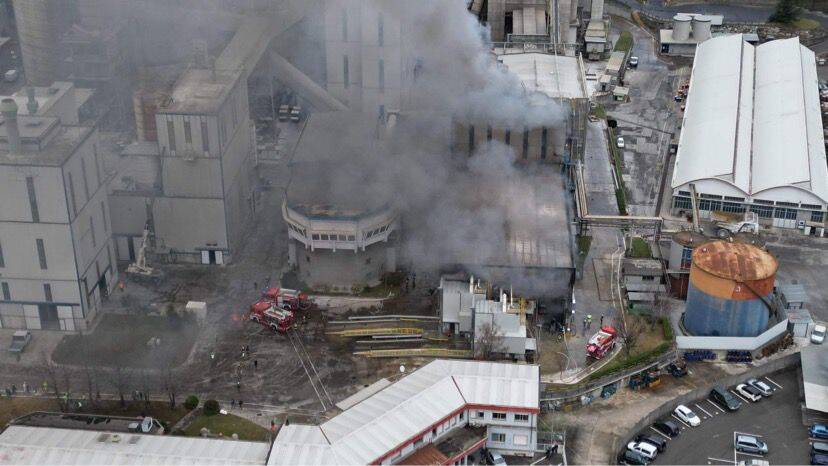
[268,359,540,465]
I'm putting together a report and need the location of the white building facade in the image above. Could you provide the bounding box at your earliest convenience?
[670,35,828,235]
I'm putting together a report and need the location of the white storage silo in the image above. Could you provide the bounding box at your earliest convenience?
[691,15,712,42]
[673,14,692,41]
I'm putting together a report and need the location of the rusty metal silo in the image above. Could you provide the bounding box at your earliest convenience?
[684,240,777,337]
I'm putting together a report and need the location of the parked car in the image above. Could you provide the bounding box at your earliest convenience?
[616,137,625,148]
[735,383,763,402]
[673,405,701,426]
[812,442,828,455]
[734,435,768,455]
[619,449,649,465]
[746,378,773,397]
[812,324,826,344]
[666,362,688,377]
[738,460,769,466]
[634,434,666,453]
[812,453,828,465]
[710,386,742,411]
[4,69,18,82]
[485,450,507,465]
[673,94,683,102]
[811,424,828,439]
[627,441,658,460]
[652,420,680,437]
[629,56,639,68]
[8,331,31,354]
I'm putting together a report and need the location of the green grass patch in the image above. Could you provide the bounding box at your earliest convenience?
[614,31,633,53]
[588,342,671,381]
[793,17,820,30]
[183,413,270,441]
[628,237,652,259]
[662,317,674,340]
[593,103,607,120]
[577,235,593,257]
[607,127,628,216]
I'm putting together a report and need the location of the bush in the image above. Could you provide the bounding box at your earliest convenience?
[184,395,199,411]
[203,399,220,416]
[587,342,671,381]
[662,318,674,340]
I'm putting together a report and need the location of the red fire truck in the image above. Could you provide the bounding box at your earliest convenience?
[586,326,617,359]
[249,300,295,333]
[261,287,312,311]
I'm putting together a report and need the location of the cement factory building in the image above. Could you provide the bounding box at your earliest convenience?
[671,35,828,235]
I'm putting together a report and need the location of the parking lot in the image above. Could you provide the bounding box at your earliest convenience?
[633,368,811,465]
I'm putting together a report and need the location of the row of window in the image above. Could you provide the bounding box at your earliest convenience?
[1,282,52,303]
[467,126,550,159]
[287,223,307,238]
[475,411,530,423]
[365,224,389,239]
[167,117,210,155]
[673,195,825,223]
[490,431,530,446]
[342,56,385,90]
[311,233,357,242]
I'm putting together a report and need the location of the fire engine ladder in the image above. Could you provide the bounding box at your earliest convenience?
[327,327,423,337]
[353,348,473,359]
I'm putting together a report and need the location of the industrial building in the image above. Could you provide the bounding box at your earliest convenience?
[622,258,666,310]
[659,14,716,56]
[583,0,608,60]
[269,359,540,464]
[683,240,777,337]
[0,425,270,465]
[283,111,398,291]
[666,230,706,299]
[109,67,256,265]
[439,276,537,360]
[452,51,589,163]
[0,97,116,331]
[671,35,828,235]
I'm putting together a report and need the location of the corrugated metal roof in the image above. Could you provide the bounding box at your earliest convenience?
[802,345,828,413]
[268,360,539,465]
[671,35,828,205]
[0,426,270,465]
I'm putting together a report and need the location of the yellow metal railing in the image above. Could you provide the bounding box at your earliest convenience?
[326,327,422,337]
[353,348,472,359]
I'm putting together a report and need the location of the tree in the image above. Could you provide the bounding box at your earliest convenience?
[161,366,179,409]
[110,366,131,409]
[184,395,199,411]
[203,399,220,416]
[651,295,672,334]
[41,353,66,412]
[769,0,800,23]
[475,322,505,361]
[617,316,646,359]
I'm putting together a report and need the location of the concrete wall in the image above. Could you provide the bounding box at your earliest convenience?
[293,239,395,291]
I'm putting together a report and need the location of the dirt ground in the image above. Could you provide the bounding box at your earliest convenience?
[51,314,199,369]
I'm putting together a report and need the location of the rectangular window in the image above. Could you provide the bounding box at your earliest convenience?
[343,55,349,89]
[773,207,797,220]
[100,201,107,233]
[491,433,506,442]
[311,234,320,240]
[413,438,423,448]
[776,201,797,207]
[184,119,192,144]
[43,283,52,302]
[341,10,348,41]
[67,173,77,216]
[167,120,176,152]
[377,13,384,46]
[486,125,493,142]
[1,282,9,301]
[522,127,529,159]
[0,239,4,267]
[468,126,475,156]
[680,247,693,269]
[459,411,464,421]
[89,216,96,248]
[541,127,548,160]
[504,130,511,146]
[320,234,329,241]
[812,211,825,223]
[492,412,506,420]
[378,59,385,91]
[698,199,721,212]
[26,176,40,222]
[347,235,355,241]
[36,239,47,270]
[80,157,90,201]
[722,201,746,214]
[725,196,745,202]
[514,413,529,422]
[477,411,484,418]
[92,144,101,186]
[802,203,822,210]
[201,119,210,153]
[750,204,773,219]
[673,195,692,210]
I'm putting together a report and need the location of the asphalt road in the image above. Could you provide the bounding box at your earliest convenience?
[636,368,810,465]
[613,0,828,27]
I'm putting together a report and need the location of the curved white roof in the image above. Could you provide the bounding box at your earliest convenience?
[672,35,828,205]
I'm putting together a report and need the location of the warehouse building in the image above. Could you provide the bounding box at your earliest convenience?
[671,35,828,235]
[452,52,589,163]
[269,359,540,465]
[0,98,116,331]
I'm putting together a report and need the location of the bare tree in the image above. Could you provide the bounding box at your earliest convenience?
[651,295,671,332]
[161,365,178,409]
[110,366,131,409]
[617,316,646,359]
[475,322,506,361]
[42,355,66,412]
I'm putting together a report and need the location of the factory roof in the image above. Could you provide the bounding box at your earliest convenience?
[269,359,539,465]
[623,258,663,276]
[778,283,808,305]
[691,240,777,281]
[498,52,587,100]
[671,35,828,205]
[159,68,242,115]
[0,425,270,465]
[285,111,393,219]
[672,230,708,247]
[802,345,828,413]
[440,277,486,324]
[0,120,93,167]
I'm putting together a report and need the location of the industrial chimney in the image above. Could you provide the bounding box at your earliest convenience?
[26,86,39,115]
[1,98,21,153]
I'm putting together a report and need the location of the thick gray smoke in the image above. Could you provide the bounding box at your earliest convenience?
[298,0,571,281]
